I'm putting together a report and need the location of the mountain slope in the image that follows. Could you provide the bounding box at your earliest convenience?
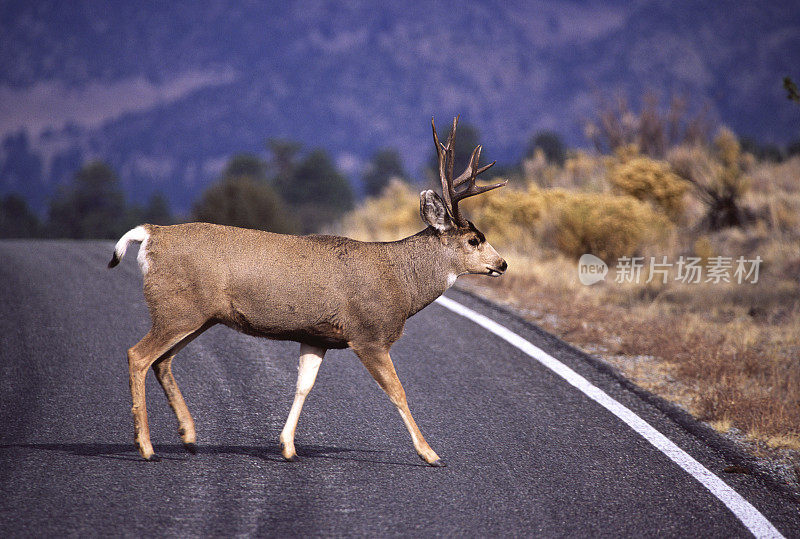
[0,0,798,213]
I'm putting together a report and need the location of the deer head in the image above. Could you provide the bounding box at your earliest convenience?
[420,116,508,277]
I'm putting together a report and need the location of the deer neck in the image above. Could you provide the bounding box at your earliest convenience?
[385,228,458,317]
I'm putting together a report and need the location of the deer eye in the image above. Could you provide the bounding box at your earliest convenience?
[468,237,480,247]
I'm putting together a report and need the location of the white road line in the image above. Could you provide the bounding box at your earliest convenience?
[434,295,783,539]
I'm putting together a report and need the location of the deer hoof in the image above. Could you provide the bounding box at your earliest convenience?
[145,453,161,462]
[428,459,446,467]
[184,443,197,455]
[281,440,297,461]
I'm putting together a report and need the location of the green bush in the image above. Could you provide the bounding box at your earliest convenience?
[192,175,298,234]
[47,160,132,239]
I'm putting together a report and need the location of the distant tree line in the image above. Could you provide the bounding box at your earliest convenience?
[0,138,406,238]
[0,160,173,239]
[193,141,357,234]
[2,103,799,239]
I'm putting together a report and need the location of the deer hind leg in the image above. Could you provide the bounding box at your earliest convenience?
[352,344,443,466]
[153,354,196,453]
[280,343,326,461]
[127,324,203,460]
[151,322,212,454]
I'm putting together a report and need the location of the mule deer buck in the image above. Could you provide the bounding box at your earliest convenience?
[109,117,507,466]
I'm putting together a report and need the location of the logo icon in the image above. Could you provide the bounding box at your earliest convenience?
[578,254,608,285]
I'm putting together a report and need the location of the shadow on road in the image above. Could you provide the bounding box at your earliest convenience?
[0,442,428,467]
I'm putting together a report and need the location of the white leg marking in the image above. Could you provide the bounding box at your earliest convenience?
[280,343,325,458]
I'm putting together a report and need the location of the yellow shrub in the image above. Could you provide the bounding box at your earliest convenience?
[693,236,714,262]
[550,191,670,261]
[613,143,641,163]
[462,181,547,248]
[714,127,750,198]
[465,183,669,261]
[338,178,669,263]
[609,156,688,220]
[339,179,420,241]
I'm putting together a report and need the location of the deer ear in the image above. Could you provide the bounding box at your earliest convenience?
[419,190,454,232]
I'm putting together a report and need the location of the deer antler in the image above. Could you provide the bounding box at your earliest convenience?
[431,116,507,226]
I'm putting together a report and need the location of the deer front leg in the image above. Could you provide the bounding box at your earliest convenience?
[153,354,197,453]
[352,344,444,467]
[280,343,326,461]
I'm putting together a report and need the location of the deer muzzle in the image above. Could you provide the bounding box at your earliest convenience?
[487,258,508,276]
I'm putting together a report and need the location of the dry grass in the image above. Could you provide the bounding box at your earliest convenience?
[460,258,800,452]
[338,143,800,470]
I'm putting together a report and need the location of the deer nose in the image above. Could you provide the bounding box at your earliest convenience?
[499,259,508,272]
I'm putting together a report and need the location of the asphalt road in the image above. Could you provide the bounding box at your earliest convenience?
[0,240,797,537]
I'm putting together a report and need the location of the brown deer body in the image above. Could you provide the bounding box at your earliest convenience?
[110,117,507,466]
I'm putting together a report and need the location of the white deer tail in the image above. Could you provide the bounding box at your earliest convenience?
[108,225,150,269]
